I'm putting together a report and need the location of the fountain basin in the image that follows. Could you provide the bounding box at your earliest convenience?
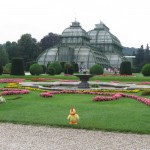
[73,74,95,88]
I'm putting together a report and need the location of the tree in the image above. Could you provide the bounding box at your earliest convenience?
[5,41,21,60]
[135,45,144,67]
[120,61,132,75]
[144,44,150,64]
[40,32,60,51]
[0,46,9,66]
[18,34,42,65]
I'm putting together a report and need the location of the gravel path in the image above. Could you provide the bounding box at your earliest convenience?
[0,123,150,150]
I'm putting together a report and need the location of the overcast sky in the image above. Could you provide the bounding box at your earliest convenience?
[0,0,150,48]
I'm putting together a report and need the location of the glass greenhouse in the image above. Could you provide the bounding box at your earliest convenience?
[37,21,125,69]
[88,21,126,68]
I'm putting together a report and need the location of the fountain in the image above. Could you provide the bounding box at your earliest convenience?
[73,74,95,88]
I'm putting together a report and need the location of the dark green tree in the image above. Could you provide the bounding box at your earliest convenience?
[120,61,132,75]
[0,46,9,66]
[144,44,150,64]
[18,34,42,65]
[5,41,21,60]
[135,45,144,67]
[64,62,74,74]
[11,57,25,75]
[0,65,3,75]
[40,32,60,51]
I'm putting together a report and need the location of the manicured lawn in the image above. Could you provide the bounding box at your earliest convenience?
[1,73,150,82]
[0,90,150,134]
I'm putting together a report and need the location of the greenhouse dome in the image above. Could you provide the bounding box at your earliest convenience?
[88,21,126,68]
[37,20,125,69]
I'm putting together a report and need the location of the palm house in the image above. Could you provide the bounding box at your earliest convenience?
[88,21,126,68]
[37,20,125,69]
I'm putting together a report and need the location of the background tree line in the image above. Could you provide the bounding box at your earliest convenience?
[0,31,150,73]
[132,44,150,71]
[0,32,60,70]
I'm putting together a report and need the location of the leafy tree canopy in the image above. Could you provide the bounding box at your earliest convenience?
[18,34,42,64]
[40,32,60,51]
[0,46,9,66]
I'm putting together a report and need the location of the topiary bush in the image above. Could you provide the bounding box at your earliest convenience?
[26,61,37,71]
[11,58,25,75]
[90,64,103,75]
[141,64,150,76]
[47,67,55,75]
[0,65,3,75]
[120,61,132,75]
[48,62,62,75]
[64,62,74,75]
[72,63,79,73]
[41,65,47,74]
[60,62,65,72]
[29,63,43,75]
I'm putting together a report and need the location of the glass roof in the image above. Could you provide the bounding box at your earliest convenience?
[88,21,122,46]
[61,21,90,39]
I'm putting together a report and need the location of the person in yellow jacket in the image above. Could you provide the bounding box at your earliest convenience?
[67,108,79,124]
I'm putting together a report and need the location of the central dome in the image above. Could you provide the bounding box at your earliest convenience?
[61,21,90,40]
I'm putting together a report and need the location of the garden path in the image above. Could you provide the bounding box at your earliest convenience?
[0,123,150,150]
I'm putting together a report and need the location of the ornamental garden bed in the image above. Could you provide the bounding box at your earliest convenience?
[0,77,150,134]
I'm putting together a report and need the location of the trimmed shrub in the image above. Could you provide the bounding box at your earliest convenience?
[64,62,74,75]
[60,62,65,72]
[3,63,11,74]
[47,67,55,75]
[11,58,25,75]
[141,64,150,76]
[120,61,132,75]
[41,65,47,74]
[90,64,103,75]
[0,65,3,75]
[48,62,62,75]
[72,63,79,73]
[29,63,43,75]
[26,61,37,71]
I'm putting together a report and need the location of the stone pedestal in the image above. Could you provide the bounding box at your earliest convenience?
[74,74,94,88]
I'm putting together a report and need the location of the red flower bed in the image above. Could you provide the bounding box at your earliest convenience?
[0,79,25,83]
[40,90,150,106]
[2,89,30,95]
[40,92,53,98]
[93,93,150,106]
[138,82,150,85]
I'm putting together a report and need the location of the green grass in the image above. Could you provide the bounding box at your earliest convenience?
[1,73,150,82]
[0,91,150,134]
[0,74,150,134]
